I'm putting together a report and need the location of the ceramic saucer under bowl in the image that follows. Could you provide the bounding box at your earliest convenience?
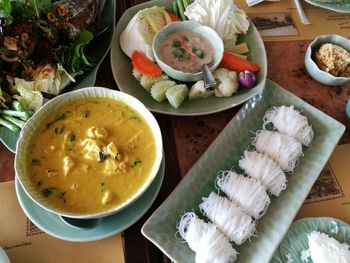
[15,158,165,242]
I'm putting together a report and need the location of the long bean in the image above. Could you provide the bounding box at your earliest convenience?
[0,117,20,132]
[2,115,26,129]
[173,1,179,17]
[0,109,30,120]
[177,0,186,21]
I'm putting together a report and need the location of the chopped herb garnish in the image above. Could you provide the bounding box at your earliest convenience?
[195,49,204,59]
[82,110,89,118]
[98,152,107,162]
[132,159,142,167]
[68,133,76,141]
[45,113,66,129]
[32,159,41,166]
[42,187,56,197]
[58,192,66,199]
[172,48,189,60]
[100,182,105,187]
[37,180,42,186]
[172,39,181,48]
[54,126,65,134]
[130,116,141,122]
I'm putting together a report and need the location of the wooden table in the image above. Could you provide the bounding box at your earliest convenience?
[1,1,349,262]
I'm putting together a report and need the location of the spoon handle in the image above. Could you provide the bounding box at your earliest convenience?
[202,64,216,89]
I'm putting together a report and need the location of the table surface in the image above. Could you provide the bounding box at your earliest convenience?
[1,0,350,262]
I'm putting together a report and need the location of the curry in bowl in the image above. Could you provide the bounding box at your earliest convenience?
[15,88,162,218]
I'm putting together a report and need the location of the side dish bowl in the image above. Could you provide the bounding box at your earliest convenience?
[15,87,163,219]
[152,21,224,82]
[305,34,350,86]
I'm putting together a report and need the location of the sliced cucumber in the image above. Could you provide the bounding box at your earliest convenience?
[132,68,142,81]
[140,74,169,92]
[151,80,176,102]
[166,84,188,108]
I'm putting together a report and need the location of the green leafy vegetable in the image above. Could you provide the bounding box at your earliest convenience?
[59,30,95,73]
[68,133,76,142]
[42,187,56,197]
[45,112,66,129]
[28,0,51,18]
[32,159,41,166]
[132,159,142,167]
[99,152,107,162]
[0,0,13,23]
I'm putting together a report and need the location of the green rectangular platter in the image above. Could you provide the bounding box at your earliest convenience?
[141,79,345,263]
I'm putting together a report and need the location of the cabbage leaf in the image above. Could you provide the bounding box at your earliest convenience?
[12,78,43,112]
[184,0,250,43]
[119,6,168,61]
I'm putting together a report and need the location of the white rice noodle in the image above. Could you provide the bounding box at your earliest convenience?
[253,130,303,172]
[239,150,287,196]
[199,192,256,245]
[216,171,270,219]
[177,212,238,263]
[263,105,314,146]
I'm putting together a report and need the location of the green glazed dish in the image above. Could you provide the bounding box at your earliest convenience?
[305,34,350,86]
[15,157,165,242]
[141,79,345,263]
[271,217,350,262]
[0,0,116,153]
[304,0,350,13]
[110,0,267,116]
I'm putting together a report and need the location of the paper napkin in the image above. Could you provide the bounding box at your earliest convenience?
[0,181,125,263]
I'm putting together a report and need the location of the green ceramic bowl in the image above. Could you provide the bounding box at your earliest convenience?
[15,87,163,219]
[305,34,350,86]
[152,21,224,82]
[346,99,350,119]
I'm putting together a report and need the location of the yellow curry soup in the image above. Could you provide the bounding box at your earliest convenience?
[26,97,157,214]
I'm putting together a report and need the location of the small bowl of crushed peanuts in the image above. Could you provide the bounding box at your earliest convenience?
[305,34,350,86]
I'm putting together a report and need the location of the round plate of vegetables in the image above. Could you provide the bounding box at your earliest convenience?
[110,0,267,116]
[0,0,116,152]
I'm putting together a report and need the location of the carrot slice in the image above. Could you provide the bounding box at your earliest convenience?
[221,51,260,73]
[168,12,181,22]
[131,51,162,77]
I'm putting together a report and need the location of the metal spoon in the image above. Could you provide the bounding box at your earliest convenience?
[202,64,216,89]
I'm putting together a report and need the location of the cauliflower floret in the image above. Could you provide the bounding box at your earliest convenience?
[213,68,239,97]
[188,80,214,100]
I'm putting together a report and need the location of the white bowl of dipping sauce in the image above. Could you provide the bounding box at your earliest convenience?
[152,21,224,82]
